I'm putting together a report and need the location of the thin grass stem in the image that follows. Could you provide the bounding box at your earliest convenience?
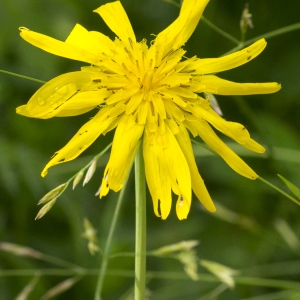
[223,22,300,56]
[0,69,45,84]
[200,16,240,44]
[258,177,300,206]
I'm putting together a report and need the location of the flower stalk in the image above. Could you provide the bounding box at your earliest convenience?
[135,145,147,300]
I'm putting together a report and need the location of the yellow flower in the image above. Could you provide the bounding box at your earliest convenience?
[17,0,281,220]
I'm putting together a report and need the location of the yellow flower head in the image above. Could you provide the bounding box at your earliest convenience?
[17,0,281,220]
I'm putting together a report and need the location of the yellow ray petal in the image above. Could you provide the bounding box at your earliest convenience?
[190,39,267,74]
[190,105,249,141]
[41,108,114,177]
[19,27,99,65]
[165,117,180,135]
[192,119,258,179]
[183,120,197,137]
[176,195,191,221]
[155,0,209,57]
[164,99,185,122]
[21,72,96,119]
[107,116,144,192]
[188,105,266,153]
[105,84,140,105]
[242,138,265,153]
[137,100,149,125]
[99,166,110,199]
[16,105,31,117]
[55,106,96,117]
[168,87,198,99]
[150,93,166,119]
[143,129,172,219]
[102,114,123,135]
[94,1,136,45]
[164,124,192,219]
[176,124,216,212]
[65,23,114,57]
[194,75,281,95]
[147,104,158,133]
[16,101,95,118]
[65,88,112,107]
[126,91,144,115]
[161,89,187,108]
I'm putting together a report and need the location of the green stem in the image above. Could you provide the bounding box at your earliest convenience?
[67,143,112,185]
[191,139,300,206]
[3,268,300,290]
[223,22,300,55]
[161,0,240,45]
[37,253,84,272]
[94,141,140,300]
[94,166,130,300]
[0,69,45,84]
[245,22,300,46]
[201,16,240,45]
[258,176,300,206]
[94,192,125,300]
[134,144,147,300]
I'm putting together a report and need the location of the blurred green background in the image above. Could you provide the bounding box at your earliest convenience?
[1,0,300,299]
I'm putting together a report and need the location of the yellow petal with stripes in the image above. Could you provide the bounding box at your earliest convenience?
[94,1,136,45]
[22,72,96,119]
[41,108,114,177]
[195,75,281,95]
[193,120,258,179]
[107,116,144,192]
[19,27,100,65]
[190,39,267,74]
[164,124,191,219]
[65,23,114,57]
[176,123,216,212]
[155,0,209,57]
[144,129,172,219]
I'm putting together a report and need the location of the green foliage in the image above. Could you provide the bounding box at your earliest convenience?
[1,0,300,299]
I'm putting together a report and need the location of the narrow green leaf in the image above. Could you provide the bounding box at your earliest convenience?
[278,174,300,200]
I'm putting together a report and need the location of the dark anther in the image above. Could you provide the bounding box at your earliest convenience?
[180,69,195,73]
[128,37,133,49]
[150,101,155,116]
